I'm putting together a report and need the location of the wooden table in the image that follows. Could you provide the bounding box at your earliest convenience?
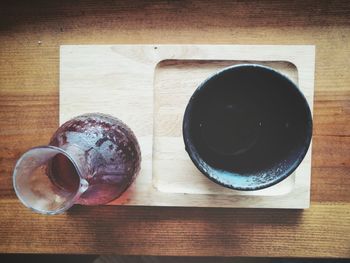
[0,0,349,258]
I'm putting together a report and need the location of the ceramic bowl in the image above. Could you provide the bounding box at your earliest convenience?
[182,64,312,190]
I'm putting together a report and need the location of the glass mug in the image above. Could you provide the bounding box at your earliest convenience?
[13,113,141,215]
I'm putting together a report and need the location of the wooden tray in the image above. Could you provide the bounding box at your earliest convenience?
[60,45,315,208]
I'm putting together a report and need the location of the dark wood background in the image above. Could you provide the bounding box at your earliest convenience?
[0,0,349,258]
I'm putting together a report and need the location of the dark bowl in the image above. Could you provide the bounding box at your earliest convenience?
[182,64,312,190]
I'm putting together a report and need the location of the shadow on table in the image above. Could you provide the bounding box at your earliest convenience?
[65,205,304,255]
[1,254,349,263]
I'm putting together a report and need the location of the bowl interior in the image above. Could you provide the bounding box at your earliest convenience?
[183,65,312,190]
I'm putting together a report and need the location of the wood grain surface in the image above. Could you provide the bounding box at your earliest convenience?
[0,0,349,258]
[152,56,311,206]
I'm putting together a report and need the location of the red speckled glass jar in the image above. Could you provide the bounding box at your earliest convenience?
[13,113,141,215]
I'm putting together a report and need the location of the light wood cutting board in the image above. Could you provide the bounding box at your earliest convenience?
[60,45,315,208]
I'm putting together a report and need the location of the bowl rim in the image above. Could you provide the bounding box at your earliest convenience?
[182,63,313,191]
